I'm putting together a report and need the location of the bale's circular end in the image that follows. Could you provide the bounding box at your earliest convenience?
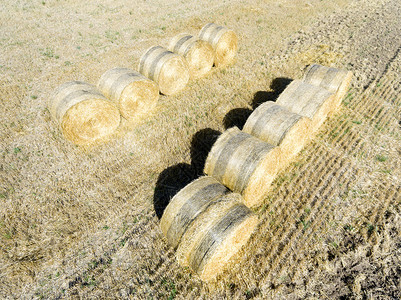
[97,67,159,121]
[185,40,214,78]
[214,30,238,67]
[199,23,238,67]
[49,81,120,145]
[138,46,190,96]
[168,34,215,79]
[119,80,159,121]
[159,55,190,95]
[61,99,120,145]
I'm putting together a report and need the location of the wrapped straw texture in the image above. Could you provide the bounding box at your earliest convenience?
[303,64,353,111]
[198,23,238,67]
[276,80,335,130]
[97,67,159,121]
[49,81,120,145]
[138,46,189,95]
[176,192,258,281]
[160,176,229,249]
[243,102,311,164]
[168,34,214,79]
[204,127,282,207]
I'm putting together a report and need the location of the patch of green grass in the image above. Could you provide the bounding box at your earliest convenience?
[376,155,388,162]
[168,281,176,300]
[0,193,6,199]
[352,120,361,124]
[13,147,21,154]
[41,48,59,59]
[31,95,38,99]
[103,225,110,230]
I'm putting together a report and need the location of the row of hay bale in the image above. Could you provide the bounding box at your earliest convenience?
[48,23,238,145]
[160,64,352,281]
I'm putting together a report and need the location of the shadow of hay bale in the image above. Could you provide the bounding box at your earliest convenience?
[252,77,293,109]
[153,163,198,219]
[223,108,253,130]
[190,128,221,174]
[153,128,221,219]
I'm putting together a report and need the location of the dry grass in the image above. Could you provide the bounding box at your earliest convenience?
[1,0,400,298]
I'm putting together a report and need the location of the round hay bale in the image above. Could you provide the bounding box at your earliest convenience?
[204,127,282,207]
[160,176,229,249]
[138,46,189,96]
[303,64,353,110]
[198,23,238,67]
[49,81,120,145]
[276,79,335,130]
[168,34,214,79]
[176,192,258,281]
[243,101,311,163]
[97,67,159,121]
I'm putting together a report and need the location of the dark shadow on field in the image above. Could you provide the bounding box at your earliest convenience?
[153,128,221,219]
[222,77,293,130]
[223,108,253,130]
[153,163,198,219]
[251,77,293,109]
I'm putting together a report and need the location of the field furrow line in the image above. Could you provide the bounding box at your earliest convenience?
[288,169,354,282]
[258,153,341,275]
[264,158,351,281]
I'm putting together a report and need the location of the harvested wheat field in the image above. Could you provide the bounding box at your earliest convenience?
[1,0,400,298]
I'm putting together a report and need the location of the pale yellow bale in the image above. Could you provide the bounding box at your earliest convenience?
[138,46,189,95]
[160,176,229,249]
[198,23,238,67]
[303,64,353,111]
[97,67,159,121]
[168,34,214,79]
[204,127,282,207]
[243,101,311,165]
[49,81,120,145]
[176,192,258,282]
[276,80,335,131]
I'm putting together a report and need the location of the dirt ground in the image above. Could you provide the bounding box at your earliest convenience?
[1,0,400,298]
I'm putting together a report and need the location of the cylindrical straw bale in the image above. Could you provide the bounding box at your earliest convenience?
[176,192,258,281]
[97,67,159,121]
[138,46,189,95]
[276,80,335,130]
[243,101,311,163]
[160,176,230,249]
[204,127,282,207]
[49,81,120,145]
[303,64,353,110]
[198,23,238,67]
[168,34,214,79]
